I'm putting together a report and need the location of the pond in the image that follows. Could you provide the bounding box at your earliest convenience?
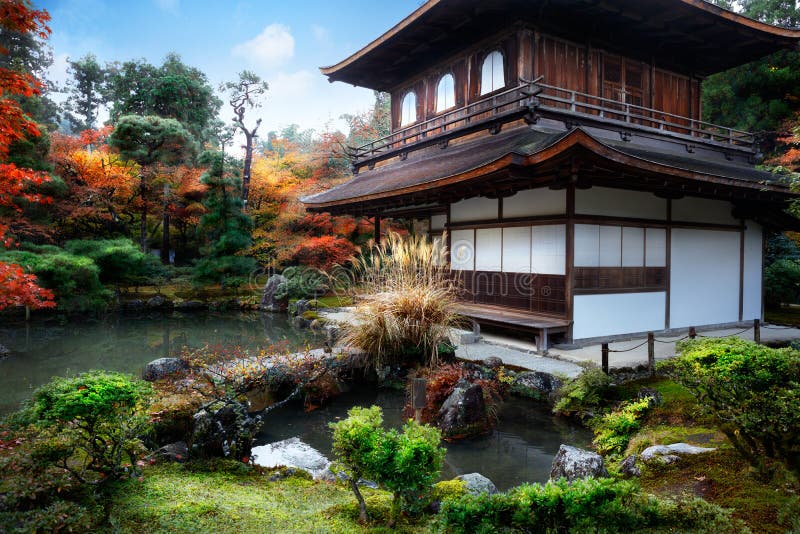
[0,312,590,489]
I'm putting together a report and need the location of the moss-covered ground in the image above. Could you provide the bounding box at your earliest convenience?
[616,377,799,533]
[108,460,428,533]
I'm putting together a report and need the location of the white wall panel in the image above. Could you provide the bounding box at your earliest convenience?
[599,226,622,267]
[575,187,666,219]
[672,197,736,225]
[503,188,566,218]
[451,197,498,223]
[450,229,474,270]
[430,214,446,231]
[502,227,531,273]
[645,228,666,267]
[670,229,740,328]
[742,222,763,320]
[532,224,566,275]
[575,224,599,267]
[475,228,502,271]
[622,227,644,267]
[573,292,666,339]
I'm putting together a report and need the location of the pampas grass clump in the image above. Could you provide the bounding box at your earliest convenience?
[342,231,463,369]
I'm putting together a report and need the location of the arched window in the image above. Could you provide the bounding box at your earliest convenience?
[400,91,417,126]
[435,73,455,112]
[480,50,505,95]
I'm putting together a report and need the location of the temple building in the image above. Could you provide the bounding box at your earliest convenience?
[302,0,800,348]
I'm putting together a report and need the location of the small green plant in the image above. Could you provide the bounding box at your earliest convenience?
[592,396,652,457]
[329,405,445,526]
[661,337,800,480]
[552,366,613,418]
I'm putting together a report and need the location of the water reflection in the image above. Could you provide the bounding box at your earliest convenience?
[0,312,321,414]
[258,388,591,490]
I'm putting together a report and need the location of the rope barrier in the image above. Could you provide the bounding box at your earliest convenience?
[653,335,690,344]
[697,327,753,338]
[607,339,650,353]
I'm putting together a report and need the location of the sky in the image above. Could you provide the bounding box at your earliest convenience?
[38,0,421,137]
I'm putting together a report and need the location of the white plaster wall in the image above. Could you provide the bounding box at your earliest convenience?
[503,188,566,218]
[574,224,600,267]
[645,228,667,267]
[475,228,502,271]
[575,187,667,220]
[430,214,447,231]
[502,227,531,273]
[450,229,474,270]
[573,292,666,339]
[532,224,566,275]
[672,197,737,225]
[670,228,741,328]
[742,221,763,320]
[450,197,498,223]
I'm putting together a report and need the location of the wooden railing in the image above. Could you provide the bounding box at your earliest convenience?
[348,79,755,163]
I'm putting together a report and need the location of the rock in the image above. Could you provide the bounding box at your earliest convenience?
[0,343,10,358]
[260,274,288,312]
[640,443,716,464]
[455,473,498,495]
[549,445,609,482]
[325,325,341,346]
[620,454,641,478]
[146,295,172,309]
[123,299,145,311]
[251,437,332,480]
[438,383,488,438]
[174,300,204,311]
[191,401,262,459]
[293,299,310,317]
[511,371,564,400]
[266,466,313,482]
[636,387,663,408]
[142,357,189,381]
[483,356,503,369]
[291,316,310,329]
[152,441,188,463]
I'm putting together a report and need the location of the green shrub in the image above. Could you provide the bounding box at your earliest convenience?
[552,367,613,418]
[0,249,111,313]
[661,337,800,480]
[64,238,166,286]
[592,397,652,457]
[329,405,445,525]
[765,258,800,306]
[277,266,329,300]
[435,477,747,533]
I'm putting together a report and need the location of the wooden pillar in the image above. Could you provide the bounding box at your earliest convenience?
[565,182,576,343]
[754,318,761,345]
[739,221,745,321]
[665,199,672,329]
[601,343,609,375]
[374,214,381,244]
[647,332,655,377]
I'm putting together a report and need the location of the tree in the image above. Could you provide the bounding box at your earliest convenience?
[105,53,221,142]
[221,70,268,207]
[343,90,391,149]
[0,0,55,312]
[193,150,256,286]
[107,115,195,254]
[64,53,106,132]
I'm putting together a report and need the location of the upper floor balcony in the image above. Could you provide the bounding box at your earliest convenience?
[347,78,757,169]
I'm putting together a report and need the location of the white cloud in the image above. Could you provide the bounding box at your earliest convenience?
[311,24,330,44]
[231,23,295,67]
[154,0,179,14]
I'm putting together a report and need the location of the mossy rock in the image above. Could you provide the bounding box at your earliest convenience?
[433,479,468,502]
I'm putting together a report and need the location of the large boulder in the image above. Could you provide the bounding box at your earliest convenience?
[260,274,288,312]
[511,371,564,400]
[456,473,498,495]
[292,299,310,317]
[151,441,189,463]
[251,437,332,480]
[549,445,609,482]
[191,400,262,459]
[146,295,173,310]
[640,443,716,465]
[620,454,641,478]
[438,383,489,438]
[142,357,189,381]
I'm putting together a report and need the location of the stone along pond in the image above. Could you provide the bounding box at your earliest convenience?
[0,312,589,490]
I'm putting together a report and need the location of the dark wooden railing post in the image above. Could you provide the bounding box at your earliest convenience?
[754,318,761,345]
[689,327,696,339]
[601,343,609,375]
[647,332,655,377]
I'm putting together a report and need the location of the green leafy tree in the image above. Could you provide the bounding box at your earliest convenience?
[220,70,269,207]
[193,150,256,286]
[64,53,106,132]
[107,114,195,253]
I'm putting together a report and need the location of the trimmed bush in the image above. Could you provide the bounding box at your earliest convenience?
[764,258,800,306]
[552,367,613,418]
[661,337,800,480]
[64,238,166,286]
[592,397,653,457]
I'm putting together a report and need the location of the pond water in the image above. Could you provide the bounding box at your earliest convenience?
[0,312,590,489]
[0,312,319,414]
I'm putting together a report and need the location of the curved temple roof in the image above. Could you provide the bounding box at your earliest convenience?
[301,126,795,213]
[321,0,800,90]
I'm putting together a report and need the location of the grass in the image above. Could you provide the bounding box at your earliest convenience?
[107,460,430,533]
[765,306,800,327]
[614,376,799,533]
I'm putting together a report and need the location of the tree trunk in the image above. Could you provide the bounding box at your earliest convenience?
[241,132,253,210]
[349,478,368,524]
[140,175,147,252]
[161,183,170,264]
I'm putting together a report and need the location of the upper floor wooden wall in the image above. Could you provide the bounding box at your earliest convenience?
[389,27,702,132]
